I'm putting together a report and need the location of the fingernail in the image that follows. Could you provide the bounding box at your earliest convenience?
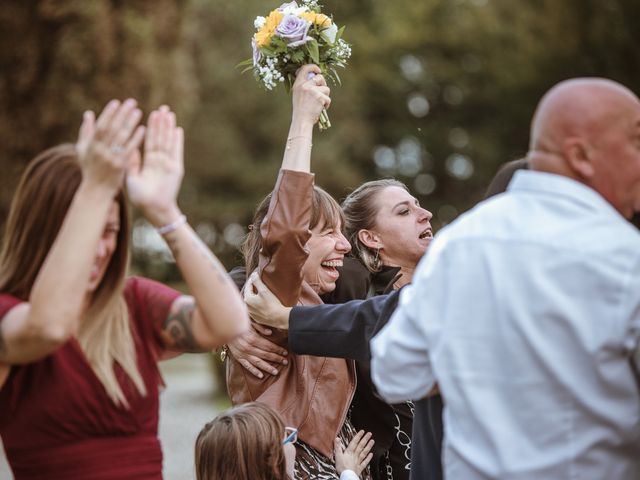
[282,359,288,365]
[258,373,263,379]
[272,369,278,375]
[282,350,288,356]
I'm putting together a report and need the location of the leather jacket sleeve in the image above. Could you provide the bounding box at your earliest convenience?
[258,169,314,308]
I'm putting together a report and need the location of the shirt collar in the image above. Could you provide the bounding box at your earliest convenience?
[507,170,623,219]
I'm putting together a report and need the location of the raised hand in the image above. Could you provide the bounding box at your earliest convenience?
[127,105,184,226]
[334,430,374,477]
[291,64,331,126]
[81,99,145,193]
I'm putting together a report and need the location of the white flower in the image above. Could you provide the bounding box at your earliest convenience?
[321,23,338,44]
[254,16,266,29]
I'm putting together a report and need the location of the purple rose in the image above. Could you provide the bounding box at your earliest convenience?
[251,39,262,66]
[275,14,312,47]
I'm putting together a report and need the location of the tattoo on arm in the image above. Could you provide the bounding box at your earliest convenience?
[164,300,200,352]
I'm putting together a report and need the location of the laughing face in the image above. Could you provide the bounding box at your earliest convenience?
[364,186,433,268]
[301,217,351,294]
[87,201,120,293]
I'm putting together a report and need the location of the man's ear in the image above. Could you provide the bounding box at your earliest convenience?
[357,229,382,250]
[563,137,595,179]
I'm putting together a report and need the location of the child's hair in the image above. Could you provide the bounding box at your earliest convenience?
[195,402,289,480]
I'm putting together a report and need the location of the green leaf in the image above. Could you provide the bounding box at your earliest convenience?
[332,68,341,86]
[237,58,254,69]
[306,39,320,64]
[291,50,305,63]
[336,25,346,42]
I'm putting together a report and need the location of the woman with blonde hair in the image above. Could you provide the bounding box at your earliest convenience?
[0,99,249,479]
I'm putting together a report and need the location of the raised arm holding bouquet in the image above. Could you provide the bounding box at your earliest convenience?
[242,0,351,130]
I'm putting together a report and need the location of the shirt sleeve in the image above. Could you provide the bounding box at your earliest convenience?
[125,277,182,356]
[339,470,361,480]
[371,238,449,403]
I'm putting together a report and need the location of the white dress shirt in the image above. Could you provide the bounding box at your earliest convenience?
[339,469,360,480]
[372,170,640,479]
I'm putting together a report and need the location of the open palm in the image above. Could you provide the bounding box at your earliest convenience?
[127,106,184,223]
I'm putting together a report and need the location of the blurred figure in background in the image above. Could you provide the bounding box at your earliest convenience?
[0,100,248,479]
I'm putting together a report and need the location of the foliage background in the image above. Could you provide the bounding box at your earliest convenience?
[1,0,639,278]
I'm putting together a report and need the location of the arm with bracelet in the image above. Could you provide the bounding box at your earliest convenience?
[126,106,250,354]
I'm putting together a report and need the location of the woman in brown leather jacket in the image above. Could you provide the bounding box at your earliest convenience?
[225,65,370,479]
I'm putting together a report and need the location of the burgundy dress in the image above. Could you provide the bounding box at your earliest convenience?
[0,276,180,480]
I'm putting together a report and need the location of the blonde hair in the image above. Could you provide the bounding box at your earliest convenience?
[0,144,146,407]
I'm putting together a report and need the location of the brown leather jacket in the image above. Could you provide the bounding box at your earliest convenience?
[226,169,356,458]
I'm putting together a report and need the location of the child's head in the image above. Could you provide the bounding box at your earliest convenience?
[195,402,296,480]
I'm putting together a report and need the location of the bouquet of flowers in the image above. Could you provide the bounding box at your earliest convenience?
[242,0,352,130]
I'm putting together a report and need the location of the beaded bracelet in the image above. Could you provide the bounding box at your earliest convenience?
[156,214,187,236]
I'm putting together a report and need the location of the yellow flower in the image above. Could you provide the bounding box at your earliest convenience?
[255,30,272,47]
[254,10,284,48]
[300,12,332,28]
[265,10,284,32]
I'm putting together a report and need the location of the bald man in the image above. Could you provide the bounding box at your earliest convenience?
[371,78,640,479]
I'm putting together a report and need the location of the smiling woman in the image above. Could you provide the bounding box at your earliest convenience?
[225,65,370,479]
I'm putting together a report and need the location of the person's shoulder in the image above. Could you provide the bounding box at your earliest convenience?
[123,276,181,303]
[485,158,528,199]
[0,292,24,320]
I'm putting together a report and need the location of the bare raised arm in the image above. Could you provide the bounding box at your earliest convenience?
[282,64,330,173]
[126,106,249,353]
[0,99,145,365]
